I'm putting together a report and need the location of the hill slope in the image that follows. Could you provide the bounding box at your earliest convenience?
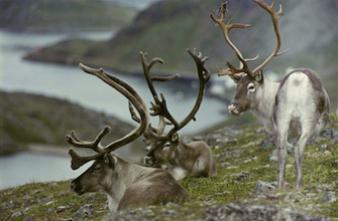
[0,91,132,155]
[0,0,137,32]
[25,0,338,76]
[1,114,337,220]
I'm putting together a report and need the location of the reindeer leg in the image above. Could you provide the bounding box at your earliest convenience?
[295,119,313,190]
[276,116,290,189]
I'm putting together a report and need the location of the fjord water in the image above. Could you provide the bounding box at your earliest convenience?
[0,30,226,189]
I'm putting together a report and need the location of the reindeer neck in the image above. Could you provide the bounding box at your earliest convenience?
[252,78,280,120]
[105,157,129,205]
[118,157,156,185]
[105,156,156,211]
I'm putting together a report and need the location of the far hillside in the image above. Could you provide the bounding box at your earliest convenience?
[25,0,338,75]
[24,0,338,107]
[0,91,133,155]
[0,0,137,32]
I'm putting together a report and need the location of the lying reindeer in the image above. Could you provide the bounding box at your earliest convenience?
[211,0,330,189]
[130,49,217,180]
[66,63,187,212]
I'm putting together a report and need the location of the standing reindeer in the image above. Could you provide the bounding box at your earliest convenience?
[211,0,330,189]
[129,49,217,180]
[67,63,187,211]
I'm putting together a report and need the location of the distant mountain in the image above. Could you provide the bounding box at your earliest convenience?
[0,91,133,155]
[0,0,137,32]
[25,0,338,77]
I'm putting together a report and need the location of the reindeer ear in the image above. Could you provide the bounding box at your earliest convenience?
[254,70,264,83]
[103,153,117,170]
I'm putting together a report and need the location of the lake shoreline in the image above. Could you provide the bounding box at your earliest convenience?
[23,55,209,82]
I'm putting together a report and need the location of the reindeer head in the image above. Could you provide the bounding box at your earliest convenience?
[70,150,117,195]
[227,73,263,115]
[67,63,148,195]
[129,49,210,165]
[211,0,285,115]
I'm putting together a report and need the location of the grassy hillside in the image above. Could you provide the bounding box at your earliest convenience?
[0,0,137,32]
[0,91,132,155]
[1,114,337,220]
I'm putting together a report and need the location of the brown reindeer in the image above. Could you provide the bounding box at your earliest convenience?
[211,0,330,189]
[130,49,217,180]
[67,63,187,212]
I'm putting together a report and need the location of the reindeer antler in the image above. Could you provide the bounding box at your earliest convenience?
[67,63,149,170]
[211,0,285,79]
[210,1,257,79]
[252,0,284,75]
[148,49,210,147]
[140,51,180,125]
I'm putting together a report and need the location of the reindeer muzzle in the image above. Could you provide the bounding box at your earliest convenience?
[228,103,241,115]
[71,180,84,195]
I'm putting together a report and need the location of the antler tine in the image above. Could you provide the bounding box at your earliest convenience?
[211,1,255,78]
[79,63,149,153]
[163,49,210,141]
[140,51,178,97]
[146,49,210,158]
[210,0,226,24]
[149,49,211,146]
[140,51,180,128]
[140,51,163,103]
[156,116,166,135]
[150,73,180,82]
[68,149,102,170]
[153,93,179,127]
[79,63,147,111]
[128,101,141,123]
[66,126,110,153]
[252,0,284,74]
[140,51,164,72]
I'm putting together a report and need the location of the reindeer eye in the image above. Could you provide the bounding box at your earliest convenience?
[94,164,102,171]
[247,83,255,92]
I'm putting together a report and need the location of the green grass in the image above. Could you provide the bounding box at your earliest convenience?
[0,182,106,220]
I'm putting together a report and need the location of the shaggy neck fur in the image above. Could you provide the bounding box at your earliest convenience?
[252,78,280,122]
[105,156,155,211]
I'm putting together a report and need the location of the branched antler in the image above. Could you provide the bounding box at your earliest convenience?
[148,49,210,147]
[67,63,149,170]
[210,1,257,78]
[66,126,111,153]
[252,0,284,74]
[211,0,285,79]
[139,51,180,126]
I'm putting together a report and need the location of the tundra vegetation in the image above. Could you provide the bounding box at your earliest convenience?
[1,114,337,220]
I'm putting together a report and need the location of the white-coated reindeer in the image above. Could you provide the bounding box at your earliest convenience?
[67,63,187,212]
[211,0,330,189]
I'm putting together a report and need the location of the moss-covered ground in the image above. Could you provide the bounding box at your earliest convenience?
[1,114,337,220]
